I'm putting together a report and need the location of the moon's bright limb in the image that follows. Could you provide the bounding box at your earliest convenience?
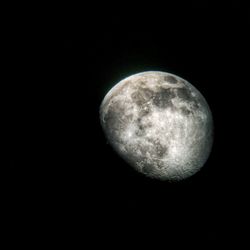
[100,71,213,181]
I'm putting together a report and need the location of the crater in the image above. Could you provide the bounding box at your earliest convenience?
[126,114,134,122]
[192,100,200,110]
[135,124,146,137]
[113,101,126,114]
[180,106,192,116]
[164,75,178,84]
[155,143,168,158]
[147,138,168,158]
[135,118,152,137]
[139,105,151,117]
[135,144,149,157]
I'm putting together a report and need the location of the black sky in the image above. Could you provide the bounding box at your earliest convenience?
[8,1,249,248]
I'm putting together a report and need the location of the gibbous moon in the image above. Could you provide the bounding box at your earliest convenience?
[100,71,213,181]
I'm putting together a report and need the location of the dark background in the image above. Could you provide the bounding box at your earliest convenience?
[8,1,249,248]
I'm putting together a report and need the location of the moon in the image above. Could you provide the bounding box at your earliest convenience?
[100,71,213,181]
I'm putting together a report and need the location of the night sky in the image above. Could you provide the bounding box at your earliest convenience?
[8,1,249,248]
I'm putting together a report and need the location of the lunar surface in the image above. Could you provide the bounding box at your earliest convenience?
[100,71,213,181]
